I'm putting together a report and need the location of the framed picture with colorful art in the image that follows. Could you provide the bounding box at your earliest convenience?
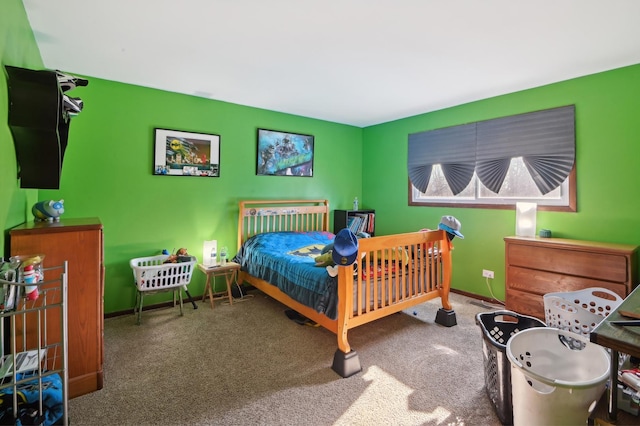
[153,128,220,177]
[256,128,314,177]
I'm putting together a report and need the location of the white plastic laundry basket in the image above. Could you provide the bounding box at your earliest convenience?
[130,255,196,324]
[506,327,610,426]
[543,287,622,337]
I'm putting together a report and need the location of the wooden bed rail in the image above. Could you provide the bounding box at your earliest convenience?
[335,230,453,355]
[238,199,329,248]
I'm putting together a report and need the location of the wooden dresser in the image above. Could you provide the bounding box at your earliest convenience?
[504,236,638,320]
[10,218,104,399]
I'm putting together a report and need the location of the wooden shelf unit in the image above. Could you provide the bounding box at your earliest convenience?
[504,236,638,320]
[10,218,104,399]
[333,209,375,236]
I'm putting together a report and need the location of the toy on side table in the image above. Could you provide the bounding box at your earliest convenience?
[32,200,65,222]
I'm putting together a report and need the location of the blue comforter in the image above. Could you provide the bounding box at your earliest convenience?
[233,231,338,319]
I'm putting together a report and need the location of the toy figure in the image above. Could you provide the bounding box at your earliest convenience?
[23,264,39,301]
[32,200,65,222]
[163,247,189,263]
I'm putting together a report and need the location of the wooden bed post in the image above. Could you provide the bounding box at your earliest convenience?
[435,235,457,327]
[332,264,362,378]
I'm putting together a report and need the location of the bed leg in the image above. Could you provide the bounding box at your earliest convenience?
[435,308,457,327]
[332,349,362,378]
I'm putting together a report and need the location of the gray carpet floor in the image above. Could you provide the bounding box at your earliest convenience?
[68,291,504,425]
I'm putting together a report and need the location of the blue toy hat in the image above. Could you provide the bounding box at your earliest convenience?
[332,228,359,266]
[438,215,464,239]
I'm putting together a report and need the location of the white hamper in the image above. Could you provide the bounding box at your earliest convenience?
[544,287,623,337]
[506,327,610,426]
[130,255,196,324]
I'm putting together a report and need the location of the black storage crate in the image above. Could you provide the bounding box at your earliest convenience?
[475,310,546,425]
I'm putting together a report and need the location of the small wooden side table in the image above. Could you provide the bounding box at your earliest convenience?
[198,261,241,309]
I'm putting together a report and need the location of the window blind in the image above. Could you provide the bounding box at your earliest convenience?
[475,105,575,194]
[407,105,575,195]
[408,123,476,195]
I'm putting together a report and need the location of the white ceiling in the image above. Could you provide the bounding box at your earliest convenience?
[22,0,640,127]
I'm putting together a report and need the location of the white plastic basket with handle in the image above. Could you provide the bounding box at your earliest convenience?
[543,287,623,337]
[130,255,196,324]
[506,327,610,426]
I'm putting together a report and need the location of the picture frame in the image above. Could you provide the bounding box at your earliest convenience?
[153,128,220,177]
[256,128,314,176]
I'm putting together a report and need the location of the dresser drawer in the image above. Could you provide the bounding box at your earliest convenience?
[506,266,627,298]
[504,236,638,321]
[507,243,629,284]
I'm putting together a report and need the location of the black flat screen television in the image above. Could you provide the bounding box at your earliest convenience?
[5,65,70,189]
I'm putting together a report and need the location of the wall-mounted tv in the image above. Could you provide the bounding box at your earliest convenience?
[4,66,87,189]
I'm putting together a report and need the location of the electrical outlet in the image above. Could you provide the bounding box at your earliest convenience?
[482,269,494,279]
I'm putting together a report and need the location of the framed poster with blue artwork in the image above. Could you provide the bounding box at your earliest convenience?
[256,128,314,177]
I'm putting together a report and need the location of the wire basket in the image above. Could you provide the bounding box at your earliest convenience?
[543,287,623,337]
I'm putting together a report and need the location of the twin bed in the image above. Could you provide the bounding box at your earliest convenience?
[234,199,457,377]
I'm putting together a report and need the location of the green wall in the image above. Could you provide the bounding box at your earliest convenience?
[36,78,362,313]
[363,64,640,299]
[0,0,43,256]
[2,0,640,313]
[2,2,362,314]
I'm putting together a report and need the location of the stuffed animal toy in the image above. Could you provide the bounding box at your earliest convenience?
[314,251,334,267]
[163,247,189,263]
[32,199,64,222]
[375,247,410,264]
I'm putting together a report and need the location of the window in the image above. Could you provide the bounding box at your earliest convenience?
[410,158,576,211]
[408,106,576,212]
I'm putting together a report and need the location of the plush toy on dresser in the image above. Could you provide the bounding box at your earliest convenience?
[32,199,65,222]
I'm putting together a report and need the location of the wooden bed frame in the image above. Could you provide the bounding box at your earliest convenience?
[236,199,457,377]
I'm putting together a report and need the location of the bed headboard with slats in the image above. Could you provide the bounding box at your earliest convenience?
[238,199,330,248]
